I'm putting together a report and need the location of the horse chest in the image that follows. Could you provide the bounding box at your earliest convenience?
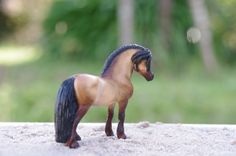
[117,84,133,101]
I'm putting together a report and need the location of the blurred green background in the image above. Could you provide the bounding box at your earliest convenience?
[0,0,235,123]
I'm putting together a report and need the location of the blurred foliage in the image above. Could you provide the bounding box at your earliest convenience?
[169,0,198,68]
[0,9,15,39]
[135,0,157,46]
[43,0,117,60]
[207,0,236,65]
[1,0,235,65]
[42,0,197,63]
[0,0,28,40]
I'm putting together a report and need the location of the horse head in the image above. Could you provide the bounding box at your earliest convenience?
[131,49,154,81]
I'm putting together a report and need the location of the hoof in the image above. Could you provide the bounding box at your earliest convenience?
[105,130,114,137]
[117,133,127,139]
[65,138,80,148]
[69,141,80,148]
[75,134,81,141]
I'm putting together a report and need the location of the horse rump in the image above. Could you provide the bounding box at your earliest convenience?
[55,76,78,143]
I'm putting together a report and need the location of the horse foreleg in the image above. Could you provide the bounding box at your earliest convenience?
[66,105,90,148]
[105,104,115,136]
[117,100,128,139]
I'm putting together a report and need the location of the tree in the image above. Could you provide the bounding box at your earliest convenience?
[159,0,172,53]
[117,0,134,45]
[188,0,218,72]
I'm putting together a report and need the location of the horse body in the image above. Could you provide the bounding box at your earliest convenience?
[74,74,118,106]
[55,44,154,148]
[74,49,136,107]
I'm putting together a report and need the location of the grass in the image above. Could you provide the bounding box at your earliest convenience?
[0,46,236,123]
[130,72,236,124]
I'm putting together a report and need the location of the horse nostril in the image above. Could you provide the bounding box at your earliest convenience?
[150,75,154,80]
[146,73,154,81]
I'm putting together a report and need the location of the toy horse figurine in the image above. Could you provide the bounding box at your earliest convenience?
[55,44,154,148]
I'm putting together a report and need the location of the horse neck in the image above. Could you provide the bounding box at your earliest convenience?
[103,49,137,84]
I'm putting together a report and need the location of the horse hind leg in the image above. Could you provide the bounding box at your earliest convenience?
[75,133,81,141]
[66,105,90,148]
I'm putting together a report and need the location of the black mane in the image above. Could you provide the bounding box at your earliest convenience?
[101,44,151,76]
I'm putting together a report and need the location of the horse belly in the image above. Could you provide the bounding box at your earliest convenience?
[93,95,116,106]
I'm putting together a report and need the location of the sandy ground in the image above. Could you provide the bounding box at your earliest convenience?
[0,122,236,156]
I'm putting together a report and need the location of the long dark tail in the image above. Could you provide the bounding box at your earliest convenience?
[55,76,79,143]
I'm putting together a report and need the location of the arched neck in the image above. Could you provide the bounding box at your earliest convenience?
[101,49,137,83]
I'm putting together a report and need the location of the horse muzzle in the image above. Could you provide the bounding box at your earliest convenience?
[145,72,154,81]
